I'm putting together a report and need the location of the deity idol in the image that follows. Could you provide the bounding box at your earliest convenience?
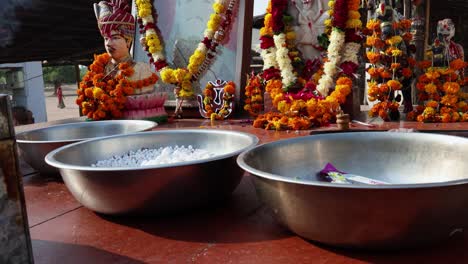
[436,18,464,64]
[292,0,329,60]
[77,0,167,121]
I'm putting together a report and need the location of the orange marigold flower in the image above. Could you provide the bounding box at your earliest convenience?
[452,112,461,122]
[450,59,467,71]
[387,80,402,90]
[418,60,432,69]
[426,100,438,108]
[443,82,460,94]
[425,70,440,80]
[224,81,236,94]
[366,19,381,31]
[366,51,380,64]
[380,70,392,79]
[441,113,451,123]
[402,68,412,78]
[390,63,401,70]
[424,83,437,94]
[399,19,412,30]
[336,77,353,86]
[462,113,468,122]
[367,67,380,79]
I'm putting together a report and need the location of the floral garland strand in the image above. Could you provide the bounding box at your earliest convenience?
[406,59,468,122]
[136,0,237,98]
[76,53,158,120]
[250,0,361,130]
[365,11,415,120]
[243,73,264,117]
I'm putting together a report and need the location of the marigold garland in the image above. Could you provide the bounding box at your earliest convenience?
[135,0,237,98]
[76,53,158,120]
[250,0,361,130]
[406,59,468,122]
[364,14,415,121]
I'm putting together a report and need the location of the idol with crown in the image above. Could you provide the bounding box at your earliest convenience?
[76,0,167,121]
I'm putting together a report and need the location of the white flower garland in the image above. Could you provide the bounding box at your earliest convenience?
[274,33,297,88]
[261,47,279,70]
[317,30,345,96]
[342,42,361,64]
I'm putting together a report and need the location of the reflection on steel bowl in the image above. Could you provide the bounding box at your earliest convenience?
[237,132,468,249]
[45,129,259,215]
[16,120,157,175]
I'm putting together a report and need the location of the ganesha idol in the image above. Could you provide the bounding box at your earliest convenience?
[77,0,167,121]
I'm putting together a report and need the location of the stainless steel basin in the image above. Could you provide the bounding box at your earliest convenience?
[237,132,468,249]
[16,120,157,175]
[45,129,259,215]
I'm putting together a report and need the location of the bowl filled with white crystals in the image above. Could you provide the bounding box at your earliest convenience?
[16,120,157,175]
[45,129,259,215]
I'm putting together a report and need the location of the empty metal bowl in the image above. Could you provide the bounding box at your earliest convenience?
[16,120,157,175]
[45,129,259,215]
[237,132,468,249]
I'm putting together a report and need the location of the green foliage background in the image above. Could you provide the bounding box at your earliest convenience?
[42,65,88,84]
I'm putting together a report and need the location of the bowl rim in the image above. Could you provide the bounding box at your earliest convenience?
[237,131,468,190]
[16,120,158,144]
[45,129,259,171]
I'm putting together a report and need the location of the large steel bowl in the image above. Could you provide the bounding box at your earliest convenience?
[16,120,157,175]
[45,129,259,215]
[237,132,468,249]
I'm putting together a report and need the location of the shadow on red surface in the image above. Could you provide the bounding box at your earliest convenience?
[32,240,145,264]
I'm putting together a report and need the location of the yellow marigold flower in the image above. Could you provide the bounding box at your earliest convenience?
[423,107,436,117]
[259,27,273,37]
[138,8,151,18]
[324,19,333,28]
[328,1,335,8]
[391,49,403,57]
[286,31,296,40]
[179,89,194,98]
[173,69,187,83]
[264,13,273,28]
[366,19,381,31]
[346,19,362,29]
[212,2,225,13]
[424,83,437,94]
[277,100,291,114]
[386,36,403,46]
[160,68,175,83]
[92,87,104,99]
[207,14,221,31]
[328,10,334,16]
[348,11,361,20]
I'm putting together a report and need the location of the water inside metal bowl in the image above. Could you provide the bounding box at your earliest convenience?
[16,120,157,175]
[45,129,259,215]
[237,132,468,249]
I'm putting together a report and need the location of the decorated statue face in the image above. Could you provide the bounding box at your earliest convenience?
[437,18,455,42]
[104,30,131,61]
[94,0,135,62]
